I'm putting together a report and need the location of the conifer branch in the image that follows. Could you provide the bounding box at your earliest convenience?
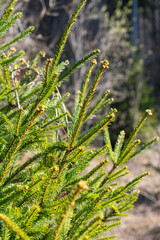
[0,0,17,24]
[0,68,6,86]
[29,73,58,115]
[20,85,42,104]
[68,159,108,186]
[83,90,112,123]
[3,65,10,85]
[0,135,17,163]
[16,107,23,135]
[40,167,56,205]
[69,187,112,238]
[129,136,159,159]
[0,213,30,240]
[44,58,52,88]
[83,60,109,106]
[69,60,109,147]
[42,113,66,129]
[56,86,69,130]
[0,12,22,38]
[123,172,150,192]
[117,139,141,166]
[0,8,14,25]
[1,113,14,133]
[24,205,40,230]
[0,26,34,51]
[100,167,129,187]
[72,111,115,150]
[72,215,103,240]
[0,50,24,65]
[30,51,45,68]
[104,127,114,162]
[0,108,43,185]
[59,50,100,82]
[2,153,43,186]
[121,109,152,156]
[3,64,14,104]
[54,181,88,240]
[114,130,125,163]
[18,191,38,207]
[79,59,97,106]
[2,143,67,186]
[50,0,88,76]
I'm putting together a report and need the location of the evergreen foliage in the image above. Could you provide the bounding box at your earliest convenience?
[0,0,158,239]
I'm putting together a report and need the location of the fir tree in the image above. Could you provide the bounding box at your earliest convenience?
[0,0,158,239]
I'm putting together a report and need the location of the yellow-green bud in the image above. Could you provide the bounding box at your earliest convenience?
[54,166,59,171]
[98,212,104,220]
[92,59,97,65]
[145,109,152,116]
[1,53,6,59]
[10,47,16,53]
[39,51,46,57]
[78,146,85,151]
[78,180,89,190]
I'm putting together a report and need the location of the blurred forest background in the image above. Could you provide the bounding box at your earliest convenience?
[1,0,160,239]
[1,0,160,142]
